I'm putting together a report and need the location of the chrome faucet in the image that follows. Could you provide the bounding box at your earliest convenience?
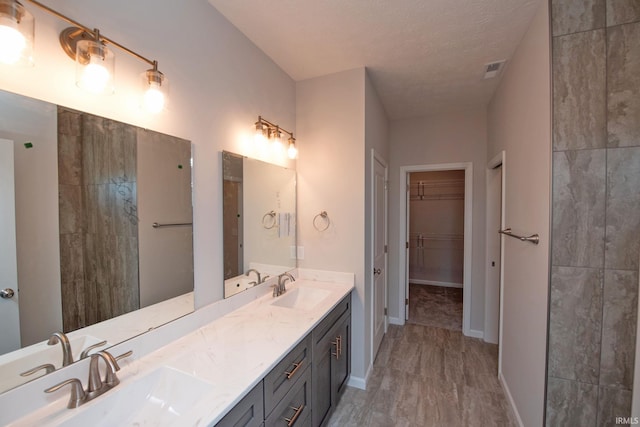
[44,349,132,409]
[246,268,261,286]
[48,332,73,367]
[273,272,295,297]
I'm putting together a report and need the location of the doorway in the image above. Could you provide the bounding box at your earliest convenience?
[371,150,388,361]
[486,151,505,374]
[399,162,473,337]
[407,170,465,330]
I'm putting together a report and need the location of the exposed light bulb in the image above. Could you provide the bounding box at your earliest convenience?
[254,121,266,144]
[80,61,110,94]
[0,22,25,64]
[287,139,298,159]
[272,128,283,152]
[142,82,165,114]
[75,39,114,95]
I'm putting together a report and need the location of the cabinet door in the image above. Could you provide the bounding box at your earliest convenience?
[331,311,351,401]
[216,382,264,427]
[311,329,335,427]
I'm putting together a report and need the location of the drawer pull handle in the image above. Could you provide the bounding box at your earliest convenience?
[285,361,304,379]
[332,338,340,360]
[284,403,305,426]
[338,335,342,357]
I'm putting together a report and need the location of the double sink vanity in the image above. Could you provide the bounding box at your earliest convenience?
[1,270,353,426]
[0,89,351,426]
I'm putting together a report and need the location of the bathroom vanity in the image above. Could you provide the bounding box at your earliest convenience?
[0,270,353,427]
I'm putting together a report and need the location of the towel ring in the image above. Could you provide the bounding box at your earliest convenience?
[262,210,277,229]
[313,211,330,232]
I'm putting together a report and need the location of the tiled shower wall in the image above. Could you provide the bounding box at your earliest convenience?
[546,1,640,426]
[58,108,140,332]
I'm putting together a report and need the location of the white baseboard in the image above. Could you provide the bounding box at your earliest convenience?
[389,316,404,326]
[347,375,367,390]
[499,372,524,427]
[465,328,484,339]
[409,279,463,288]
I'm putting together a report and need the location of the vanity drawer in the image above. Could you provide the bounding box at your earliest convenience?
[312,294,351,343]
[216,381,264,427]
[265,367,312,427]
[264,334,312,416]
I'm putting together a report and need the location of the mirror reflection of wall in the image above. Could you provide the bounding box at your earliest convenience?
[222,151,296,298]
[0,88,194,393]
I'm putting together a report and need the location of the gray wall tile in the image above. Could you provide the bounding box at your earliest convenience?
[552,0,605,35]
[549,267,603,383]
[607,22,640,148]
[546,377,598,427]
[605,147,640,270]
[600,270,639,389]
[553,30,607,151]
[607,0,640,27]
[597,386,632,426]
[552,150,606,267]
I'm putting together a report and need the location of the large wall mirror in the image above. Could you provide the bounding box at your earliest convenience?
[0,89,194,394]
[222,151,296,298]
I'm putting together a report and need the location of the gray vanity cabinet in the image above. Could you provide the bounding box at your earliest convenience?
[216,382,265,427]
[311,295,352,427]
[265,367,312,427]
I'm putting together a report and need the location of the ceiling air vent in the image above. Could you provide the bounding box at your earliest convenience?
[483,60,506,79]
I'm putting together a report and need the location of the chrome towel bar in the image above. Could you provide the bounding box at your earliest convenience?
[152,222,193,228]
[499,227,539,245]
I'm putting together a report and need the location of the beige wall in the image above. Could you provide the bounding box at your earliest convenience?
[487,1,551,425]
[0,0,296,308]
[296,68,369,383]
[388,109,488,332]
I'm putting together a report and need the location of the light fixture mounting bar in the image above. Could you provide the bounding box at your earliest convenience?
[24,0,155,67]
[257,116,294,139]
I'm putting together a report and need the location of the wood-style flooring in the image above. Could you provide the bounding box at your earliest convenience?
[328,324,517,427]
[408,283,463,331]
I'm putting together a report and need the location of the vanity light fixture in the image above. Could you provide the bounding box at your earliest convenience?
[254,116,298,159]
[0,0,168,112]
[0,0,34,65]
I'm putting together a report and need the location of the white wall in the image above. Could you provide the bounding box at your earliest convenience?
[0,0,296,308]
[137,130,193,308]
[296,68,369,383]
[487,1,550,425]
[388,109,487,332]
[0,91,61,347]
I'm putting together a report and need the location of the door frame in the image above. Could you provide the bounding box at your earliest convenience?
[399,162,474,337]
[486,151,506,375]
[370,149,388,362]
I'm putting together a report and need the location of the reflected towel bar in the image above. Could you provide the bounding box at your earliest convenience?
[499,227,539,245]
[152,222,193,228]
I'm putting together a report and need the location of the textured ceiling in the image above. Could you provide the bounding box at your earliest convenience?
[207,0,541,119]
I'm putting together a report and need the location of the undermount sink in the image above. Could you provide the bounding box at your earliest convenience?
[271,287,331,310]
[56,367,213,427]
[0,335,108,391]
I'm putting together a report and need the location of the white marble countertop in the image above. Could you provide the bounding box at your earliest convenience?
[7,272,353,426]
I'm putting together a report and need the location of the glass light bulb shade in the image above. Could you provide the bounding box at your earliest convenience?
[0,1,34,66]
[75,39,115,94]
[287,140,298,159]
[254,122,266,144]
[141,69,168,114]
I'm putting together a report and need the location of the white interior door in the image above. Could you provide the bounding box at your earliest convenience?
[0,138,20,354]
[485,164,503,344]
[372,153,388,359]
[405,173,410,321]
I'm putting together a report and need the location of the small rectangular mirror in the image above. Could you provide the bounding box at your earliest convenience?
[222,151,296,298]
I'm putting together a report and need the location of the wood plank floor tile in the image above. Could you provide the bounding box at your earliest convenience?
[328,324,517,427]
